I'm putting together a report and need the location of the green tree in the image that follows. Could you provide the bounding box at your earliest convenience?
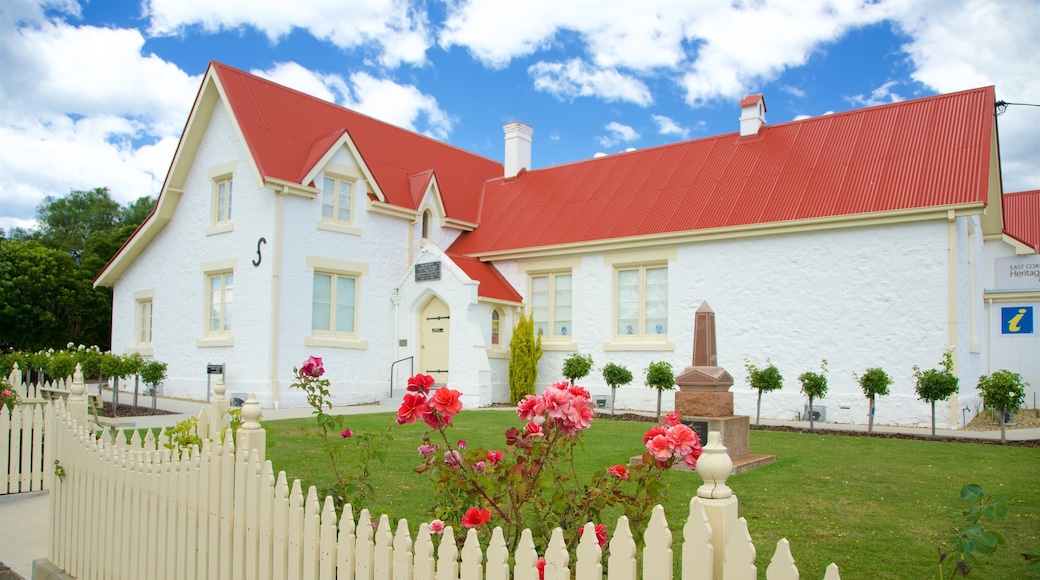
[857,367,893,434]
[35,187,122,260]
[508,312,543,404]
[914,350,960,438]
[644,360,675,422]
[798,359,828,432]
[744,358,784,426]
[0,240,85,351]
[976,370,1028,444]
[602,362,633,415]
[562,353,593,385]
[118,196,156,228]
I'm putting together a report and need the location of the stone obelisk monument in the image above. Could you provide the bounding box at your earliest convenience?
[674,302,774,473]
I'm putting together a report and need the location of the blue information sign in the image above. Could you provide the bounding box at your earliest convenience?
[1001,306,1034,335]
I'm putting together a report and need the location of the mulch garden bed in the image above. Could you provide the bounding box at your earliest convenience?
[97,401,174,418]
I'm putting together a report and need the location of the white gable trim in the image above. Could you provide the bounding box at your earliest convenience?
[300,132,386,202]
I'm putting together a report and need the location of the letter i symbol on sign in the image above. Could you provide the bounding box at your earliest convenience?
[1008,309,1027,332]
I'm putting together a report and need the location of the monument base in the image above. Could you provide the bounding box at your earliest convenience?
[675,390,734,417]
[629,415,775,474]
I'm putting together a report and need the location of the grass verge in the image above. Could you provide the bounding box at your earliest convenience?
[261,410,1038,579]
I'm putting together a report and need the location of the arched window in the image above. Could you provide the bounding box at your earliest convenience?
[491,309,502,346]
[422,209,432,239]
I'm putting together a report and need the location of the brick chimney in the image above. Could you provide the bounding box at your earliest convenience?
[739,94,766,137]
[503,121,533,178]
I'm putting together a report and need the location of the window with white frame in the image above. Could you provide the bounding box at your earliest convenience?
[312,272,357,335]
[531,272,572,339]
[491,308,502,346]
[615,265,667,337]
[207,271,233,335]
[322,175,354,224]
[213,176,233,225]
[136,297,153,346]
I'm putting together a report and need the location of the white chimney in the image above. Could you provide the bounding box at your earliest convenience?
[739,94,767,137]
[503,121,533,178]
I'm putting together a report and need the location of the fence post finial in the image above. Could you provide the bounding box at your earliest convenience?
[209,378,230,435]
[68,363,89,427]
[696,431,733,499]
[236,393,266,463]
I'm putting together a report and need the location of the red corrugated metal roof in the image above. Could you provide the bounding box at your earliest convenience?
[448,86,995,256]
[211,62,502,224]
[1004,190,1040,250]
[447,253,523,303]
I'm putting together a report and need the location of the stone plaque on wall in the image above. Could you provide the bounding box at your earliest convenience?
[415,262,441,281]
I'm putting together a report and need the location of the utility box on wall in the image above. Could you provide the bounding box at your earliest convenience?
[804,405,826,422]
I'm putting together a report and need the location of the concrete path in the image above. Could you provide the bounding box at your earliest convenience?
[1,397,1036,579]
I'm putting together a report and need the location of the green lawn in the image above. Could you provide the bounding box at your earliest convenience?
[263,410,1040,580]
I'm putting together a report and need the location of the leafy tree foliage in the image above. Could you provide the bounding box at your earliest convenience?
[644,360,675,421]
[914,350,960,437]
[0,189,153,351]
[562,353,593,384]
[744,358,784,425]
[798,359,828,431]
[508,312,543,404]
[602,362,633,414]
[976,369,1028,443]
[857,367,892,433]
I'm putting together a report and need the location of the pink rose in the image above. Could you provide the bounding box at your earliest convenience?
[340,428,352,438]
[646,434,673,462]
[397,393,429,425]
[642,425,667,444]
[666,424,697,456]
[300,356,324,378]
[429,520,445,534]
[579,523,609,547]
[516,395,542,420]
[664,411,681,427]
[537,557,546,580]
[486,450,503,464]
[457,439,467,449]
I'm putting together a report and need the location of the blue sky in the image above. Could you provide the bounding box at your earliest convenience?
[1,0,1038,233]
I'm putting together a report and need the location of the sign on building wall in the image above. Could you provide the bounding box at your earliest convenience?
[1001,306,1034,335]
[415,262,441,281]
[995,255,1040,290]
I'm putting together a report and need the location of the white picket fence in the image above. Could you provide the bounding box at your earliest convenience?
[45,391,842,580]
[1,401,51,495]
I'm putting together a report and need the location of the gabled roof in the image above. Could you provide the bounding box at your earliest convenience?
[448,86,996,257]
[1004,190,1040,250]
[211,62,502,223]
[447,253,523,304]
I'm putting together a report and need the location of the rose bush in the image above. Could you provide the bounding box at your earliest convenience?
[290,357,393,510]
[398,376,701,552]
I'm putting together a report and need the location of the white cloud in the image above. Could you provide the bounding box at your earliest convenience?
[652,114,689,139]
[0,3,200,226]
[145,0,431,68]
[885,0,1040,191]
[529,59,652,106]
[780,85,807,98]
[599,121,639,147]
[846,81,905,107]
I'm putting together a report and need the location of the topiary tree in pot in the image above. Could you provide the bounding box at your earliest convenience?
[914,350,959,438]
[644,360,675,422]
[602,362,633,415]
[798,359,828,432]
[857,367,892,434]
[562,353,593,386]
[744,358,784,425]
[976,369,1028,444]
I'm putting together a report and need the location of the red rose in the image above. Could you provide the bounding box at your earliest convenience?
[397,393,429,425]
[429,387,462,416]
[300,356,324,378]
[461,507,491,528]
[407,373,435,395]
[606,464,629,480]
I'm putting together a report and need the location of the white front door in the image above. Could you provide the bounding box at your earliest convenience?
[419,297,450,386]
